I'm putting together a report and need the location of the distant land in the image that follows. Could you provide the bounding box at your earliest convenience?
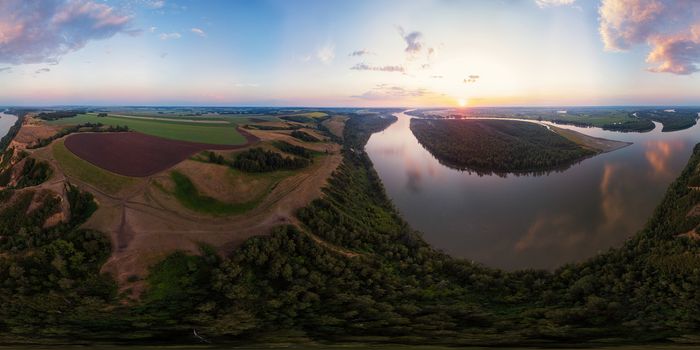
[410,118,630,175]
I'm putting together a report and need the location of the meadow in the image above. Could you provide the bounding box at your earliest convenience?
[49,113,247,145]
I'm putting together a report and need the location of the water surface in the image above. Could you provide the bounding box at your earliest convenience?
[366,111,700,270]
[0,111,18,141]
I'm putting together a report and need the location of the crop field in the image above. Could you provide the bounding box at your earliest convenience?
[64,132,253,177]
[49,113,247,145]
[52,139,138,194]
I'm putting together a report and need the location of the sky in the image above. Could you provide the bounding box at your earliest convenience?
[0,0,699,107]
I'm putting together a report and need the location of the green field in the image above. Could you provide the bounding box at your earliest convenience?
[53,139,137,194]
[168,170,260,215]
[49,113,246,145]
[166,168,295,216]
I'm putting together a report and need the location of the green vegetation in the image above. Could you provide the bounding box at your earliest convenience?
[291,130,320,142]
[549,111,655,132]
[232,147,311,172]
[410,119,596,174]
[412,107,700,133]
[168,171,260,215]
[36,110,83,121]
[13,157,52,188]
[29,122,129,149]
[637,110,698,132]
[0,185,113,340]
[48,113,246,145]
[274,140,315,158]
[52,139,137,194]
[4,110,700,346]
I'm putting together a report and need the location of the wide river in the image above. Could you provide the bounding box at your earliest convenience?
[366,110,700,270]
[0,111,18,141]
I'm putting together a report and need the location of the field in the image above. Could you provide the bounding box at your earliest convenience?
[164,169,282,216]
[63,132,254,177]
[49,113,248,145]
[52,138,138,194]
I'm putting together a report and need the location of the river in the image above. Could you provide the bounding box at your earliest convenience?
[0,111,19,141]
[366,110,700,270]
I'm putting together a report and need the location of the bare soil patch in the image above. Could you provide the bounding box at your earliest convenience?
[322,115,348,139]
[64,131,258,177]
[12,117,63,149]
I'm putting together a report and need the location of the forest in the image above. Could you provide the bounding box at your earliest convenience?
[410,119,596,175]
[291,130,321,142]
[232,147,311,172]
[0,112,700,346]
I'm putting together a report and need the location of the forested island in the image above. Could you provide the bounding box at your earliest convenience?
[1,110,700,347]
[410,118,626,175]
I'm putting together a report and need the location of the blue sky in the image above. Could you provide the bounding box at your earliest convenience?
[0,0,698,106]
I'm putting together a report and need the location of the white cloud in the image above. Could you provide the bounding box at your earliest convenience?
[535,0,576,8]
[349,49,372,57]
[0,0,133,64]
[159,32,181,40]
[350,63,405,73]
[148,0,165,9]
[191,27,206,37]
[599,0,700,74]
[316,42,335,64]
[397,26,423,55]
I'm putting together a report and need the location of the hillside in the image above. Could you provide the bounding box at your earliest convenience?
[0,111,699,346]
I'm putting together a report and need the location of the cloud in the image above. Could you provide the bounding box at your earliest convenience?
[398,27,423,54]
[316,42,335,64]
[351,83,449,102]
[159,32,181,40]
[35,68,50,74]
[0,67,11,73]
[146,0,165,9]
[464,75,480,83]
[349,49,372,57]
[0,0,133,65]
[149,26,157,33]
[535,0,576,8]
[350,63,405,73]
[352,84,432,100]
[191,27,206,37]
[599,0,700,75]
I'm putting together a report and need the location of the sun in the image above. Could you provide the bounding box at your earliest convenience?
[457,98,468,107]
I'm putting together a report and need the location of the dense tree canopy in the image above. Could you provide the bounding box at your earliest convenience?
[410,119,596,175]
[232,147,310,172]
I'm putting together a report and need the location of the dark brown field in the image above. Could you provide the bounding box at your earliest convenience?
[64,130,257,177]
